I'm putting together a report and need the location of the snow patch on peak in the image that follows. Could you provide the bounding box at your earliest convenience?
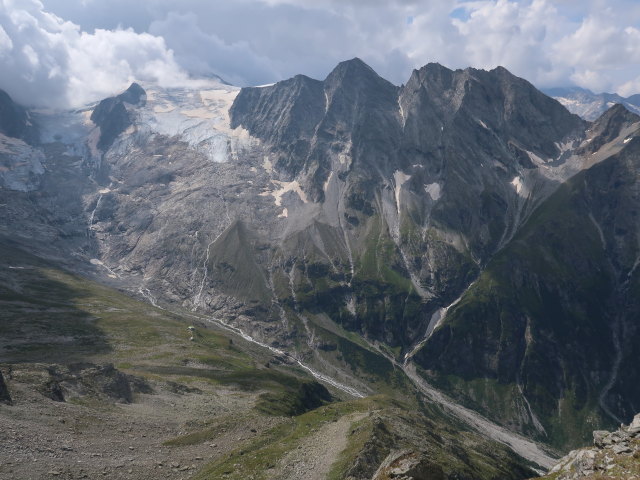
[153,103,176,114]
[260,180,308,207]
[393,170,411,214]
[180,107,215,119]
[424,182,441,201]
[89,258,118,279]
[323,171,334,193]
[511,176,523,194]
[136,83,243,164]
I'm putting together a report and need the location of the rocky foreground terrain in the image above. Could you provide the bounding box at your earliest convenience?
[538,414,640,479]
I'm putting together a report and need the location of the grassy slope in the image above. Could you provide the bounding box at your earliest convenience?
[0,240,538,479]
[414,164,623,450]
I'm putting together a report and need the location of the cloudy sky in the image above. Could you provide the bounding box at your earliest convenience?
[1,0,640,108]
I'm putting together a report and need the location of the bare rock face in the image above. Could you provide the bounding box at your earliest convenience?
[90,82,146,151]
[228,61,640,448]
[42,363,152,404]
[0,89,32,140]
[0,89,44,192]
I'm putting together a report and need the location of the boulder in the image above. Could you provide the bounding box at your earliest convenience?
[593,430,611,448]
[375,451,446,480]
[628,413,640,436]
[612,444,632,455]
[44,363,152,404]
[608,430,630,444]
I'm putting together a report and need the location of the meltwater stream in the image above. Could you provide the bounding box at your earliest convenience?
[135,289,556,470]
[134,290,365,399]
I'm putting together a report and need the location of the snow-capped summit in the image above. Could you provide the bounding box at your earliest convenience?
[543,86,640,120]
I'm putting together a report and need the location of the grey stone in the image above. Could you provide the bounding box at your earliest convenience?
[609,430,630,444]
[612,444,632,455]
[629,413,640,433]
[90,83,146,151]
[593,430,611,448]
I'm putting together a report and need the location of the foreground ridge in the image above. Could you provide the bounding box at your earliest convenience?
[539,414,640,479]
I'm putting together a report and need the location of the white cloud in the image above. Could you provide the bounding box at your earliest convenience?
[149,12,281,86]
[446,0,571,84]
[618,77,640,97]
[0,24,12,52]
[2,0,640,108]
[552,13,640,92]
[0,0,195,108]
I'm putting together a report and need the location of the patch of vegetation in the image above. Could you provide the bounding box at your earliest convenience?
[256,380,332,416]
[163,417,242,447]
[327,416,373,480]
[413,170,623,450]
[298,317,416,398]
[193,396,384,480]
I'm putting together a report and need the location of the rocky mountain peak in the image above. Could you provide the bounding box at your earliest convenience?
[544,86,640,120]
[0,88,32,141]
[119,82,146,106]
[466,66,584,157]
[407,62,455,88]
[578,103,640,155]
[596,102,639,123]
[323,57,398,100]
[90,83,147,152]
[231,58,400,186]
[230,74,323,141]
[322,58,397,110]
[399,62,585,161]
[324,57,379,82]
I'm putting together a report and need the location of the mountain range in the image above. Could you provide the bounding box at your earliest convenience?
[543,86,640,121]
[1,58,639,479]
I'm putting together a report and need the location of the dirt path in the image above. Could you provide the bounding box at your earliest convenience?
[269,412,367,480]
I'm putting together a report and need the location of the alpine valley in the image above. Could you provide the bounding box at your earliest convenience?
[1,58,639,480]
